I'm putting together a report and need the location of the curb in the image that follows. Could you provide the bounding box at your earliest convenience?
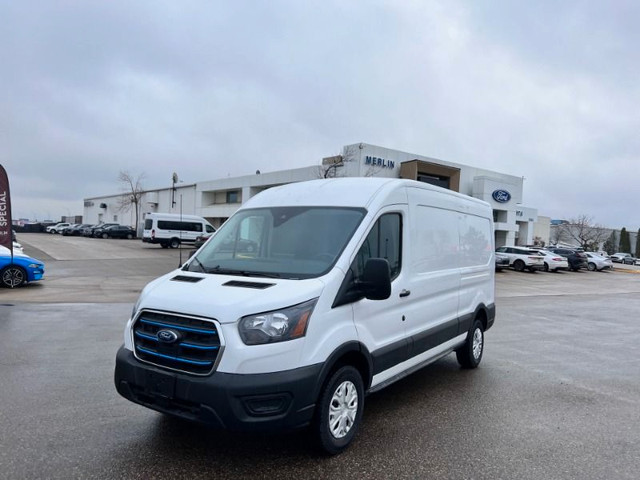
[613,267,640,274]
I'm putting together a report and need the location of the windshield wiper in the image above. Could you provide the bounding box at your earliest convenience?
[188,256,207,273]
[208,266,281,278]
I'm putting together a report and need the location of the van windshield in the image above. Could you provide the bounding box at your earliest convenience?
[186,207,366,279]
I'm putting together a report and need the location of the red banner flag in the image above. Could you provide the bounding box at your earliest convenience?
[0,164,13,254]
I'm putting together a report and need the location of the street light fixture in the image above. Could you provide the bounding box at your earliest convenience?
[172,172,178,208]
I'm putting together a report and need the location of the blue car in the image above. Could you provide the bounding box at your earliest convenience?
[0,250,45,288]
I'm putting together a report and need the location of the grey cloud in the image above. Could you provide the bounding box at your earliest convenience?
[1,1,638,228]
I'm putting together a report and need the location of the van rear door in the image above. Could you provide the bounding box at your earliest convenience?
[143,218,153,240]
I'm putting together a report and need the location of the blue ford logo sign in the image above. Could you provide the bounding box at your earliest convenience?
[157,329,179,344]
[492,189,511,203]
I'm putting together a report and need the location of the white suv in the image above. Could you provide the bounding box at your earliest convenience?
[495,246,545,272]
[46,223,71,234]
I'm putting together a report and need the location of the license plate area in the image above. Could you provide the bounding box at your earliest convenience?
[144,370,176,399]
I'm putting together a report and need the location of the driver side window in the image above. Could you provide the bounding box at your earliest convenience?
[352,213,402,282]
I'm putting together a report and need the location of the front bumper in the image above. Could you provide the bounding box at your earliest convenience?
[114,346,321,432]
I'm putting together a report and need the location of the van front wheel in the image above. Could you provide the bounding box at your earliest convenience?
[456,319,484,369]
[315,365,364,455]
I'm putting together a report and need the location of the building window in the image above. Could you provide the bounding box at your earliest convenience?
[113,215,118,222]
[226,191,239,203]
[494,210,508,223]
[417,174,450,189]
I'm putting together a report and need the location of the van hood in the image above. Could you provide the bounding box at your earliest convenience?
[137,271,326,324]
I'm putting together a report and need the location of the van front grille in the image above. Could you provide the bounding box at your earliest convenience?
[132,310,222,375]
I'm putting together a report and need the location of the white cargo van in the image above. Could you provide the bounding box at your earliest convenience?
[142,213,215,248]
[116,178,495,454]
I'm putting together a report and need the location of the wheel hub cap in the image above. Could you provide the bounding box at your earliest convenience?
[329,380,358,439]
[472,328,483,360]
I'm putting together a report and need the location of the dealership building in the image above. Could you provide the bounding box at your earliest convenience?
[84,142,539,247]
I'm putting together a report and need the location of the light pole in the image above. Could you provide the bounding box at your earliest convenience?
[172,172,178,209]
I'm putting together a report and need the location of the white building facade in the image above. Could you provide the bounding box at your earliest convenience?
[83,142,537,246]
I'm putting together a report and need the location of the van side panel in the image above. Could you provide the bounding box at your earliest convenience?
[370,186,494,389]
[403,191,462,362]
[458,212,494,331]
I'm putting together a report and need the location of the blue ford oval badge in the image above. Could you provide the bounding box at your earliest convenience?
[492,189,511,203]
[157,329,179,344]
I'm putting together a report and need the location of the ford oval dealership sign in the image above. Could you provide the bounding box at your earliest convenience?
[492,189,511,203]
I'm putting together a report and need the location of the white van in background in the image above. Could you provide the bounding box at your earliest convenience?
[142,213,215,248]
[116,178,495,454]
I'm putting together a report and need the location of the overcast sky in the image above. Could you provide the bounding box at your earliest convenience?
[2,1,638,228]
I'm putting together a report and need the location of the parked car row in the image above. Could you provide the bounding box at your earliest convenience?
[47,223,137,239]
[495,246,615,273]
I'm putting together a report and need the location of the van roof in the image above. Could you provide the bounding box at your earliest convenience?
[243,178,489,210]
[145,213,209,221]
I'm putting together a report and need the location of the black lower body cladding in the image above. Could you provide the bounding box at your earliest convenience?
[114,346,321,432]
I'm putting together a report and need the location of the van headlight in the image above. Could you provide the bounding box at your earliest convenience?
[238,299,317,345]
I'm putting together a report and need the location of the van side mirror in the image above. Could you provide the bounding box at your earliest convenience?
[361,258,391,300]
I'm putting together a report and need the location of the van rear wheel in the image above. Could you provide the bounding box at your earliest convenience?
[314,365,364,455]
[456,319,484,369]
[169,238,180,249]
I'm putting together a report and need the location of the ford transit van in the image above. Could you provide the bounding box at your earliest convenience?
[115,178,495,454]
[142,213,215,249]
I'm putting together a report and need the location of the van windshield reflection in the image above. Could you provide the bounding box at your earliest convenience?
[185,207,366,279]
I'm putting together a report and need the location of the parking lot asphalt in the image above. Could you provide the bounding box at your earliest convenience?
[1,234,639,479]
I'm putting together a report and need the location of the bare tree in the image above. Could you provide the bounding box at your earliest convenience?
[317,144,361,179]
[550,224,563,245]
[533,236,545,247]
[318,155,344,178]
[117,171,145,231]
[556,214,608,250]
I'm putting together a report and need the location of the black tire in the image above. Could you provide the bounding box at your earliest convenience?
[161,243,169,249]
[126,234,133,239]
[588,262,596,272]
[456,319,484,369]
[102,233,109,239]
[513,260,525,272]
[314,365,364,455]
[1,265,27,288]
[543,262,549,272]
[169,238,180,249]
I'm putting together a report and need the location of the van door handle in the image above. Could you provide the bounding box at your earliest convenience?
[399,289,411,298]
